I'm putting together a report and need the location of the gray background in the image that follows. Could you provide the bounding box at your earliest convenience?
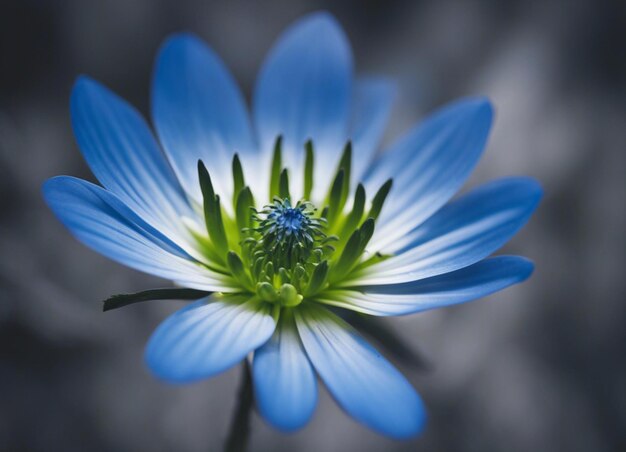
[1,0,625,451]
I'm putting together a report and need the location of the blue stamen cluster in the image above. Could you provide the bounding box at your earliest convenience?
[251,198,327,270]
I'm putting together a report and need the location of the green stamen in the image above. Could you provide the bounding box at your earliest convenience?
[269,136,283,200]
[339,183,366,240]
[304,140,314,200]
[198,160,229,262]
[369,179,393,220]
[337,141,352,210]
[330,218,375,283]
[278,169,290,200]
[278,284,302,307]
[305,260,329,296]
[232,154,245,209]
[235,186,254,239]
[326,169,345,227]
[227,251,254,290]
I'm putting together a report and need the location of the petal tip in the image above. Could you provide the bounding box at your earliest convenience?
[155,32,217,73]
[472,96,494,121]
[522,177,544,208]
[41,175,80,206]
[161,31,204,52]
[41,177,59,205]
[144,333,211,384]
[503,176,544,205]
[73,74,95,89]
[284,11,347,44]
[42,175,61,193]
[375,394,427,439]
[498,255,535,283]
[527,178,544,202]
[426,95,494,132]
[451,95,494,124]
[144,354,199,385]
[518,257,535,281]
[70,75,116,117]
[265,413,314,433]
[71,75,102,101]
[298,11,341,30]
[400,414,428,440]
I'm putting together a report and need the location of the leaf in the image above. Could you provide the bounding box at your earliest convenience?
[102,288,210,312]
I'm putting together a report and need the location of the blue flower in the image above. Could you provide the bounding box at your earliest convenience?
[43,12,542,439]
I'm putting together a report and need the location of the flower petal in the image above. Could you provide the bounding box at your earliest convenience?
[43,176,234,291]
[146,295,276,383]
[253,12,353,201]
[253,310,317,431]
[152,33,256,203]
[71,77,198,243]
[294,303,426,438]
[317,256,534,316]
[365,97,493,252]
[350,77,396,184]
[351,177,542,285]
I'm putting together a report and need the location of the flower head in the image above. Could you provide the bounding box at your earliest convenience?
[43,12,541,438]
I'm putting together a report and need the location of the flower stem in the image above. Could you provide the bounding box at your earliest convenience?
[224,360,254,452]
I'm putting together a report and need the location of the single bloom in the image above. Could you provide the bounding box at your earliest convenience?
[43,12,542,438]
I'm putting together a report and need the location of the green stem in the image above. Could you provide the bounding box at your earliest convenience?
[224,360,254,452]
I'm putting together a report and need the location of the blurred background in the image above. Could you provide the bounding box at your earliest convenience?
[1,0,625,451]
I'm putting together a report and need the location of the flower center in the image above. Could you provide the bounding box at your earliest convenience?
[251,198,327,270]
[239,198,334,307]
[274,206,304,231]
[195,137,393,308]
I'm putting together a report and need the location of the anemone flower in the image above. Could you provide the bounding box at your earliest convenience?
[43,12,541,439]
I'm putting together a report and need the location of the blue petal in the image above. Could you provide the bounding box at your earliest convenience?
[351,177,542,285]
[318,256,534,316]
[146,295,276,383]
[253,12,353,201]
[253,310,317,431]
[350,77,396,184]
[42,176,234,291]
[365,97,493,252]
[71,77,197,244]
[152,33,256,203]
[294,303,426,439]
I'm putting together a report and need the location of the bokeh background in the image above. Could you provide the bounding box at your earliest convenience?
[1,0,625,451]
